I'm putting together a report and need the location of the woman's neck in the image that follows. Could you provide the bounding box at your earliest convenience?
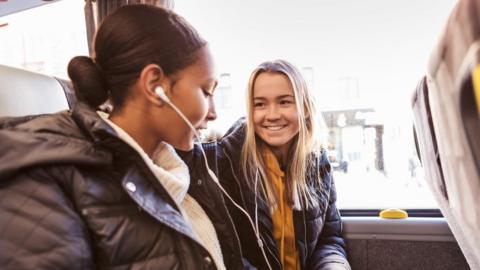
[268,141,293,167]
[271,148,287,167]
[165,128,194,151]
[108,104,195,155]
[109,109,158,157]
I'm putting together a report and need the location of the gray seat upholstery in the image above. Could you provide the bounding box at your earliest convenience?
[0,64,74,117]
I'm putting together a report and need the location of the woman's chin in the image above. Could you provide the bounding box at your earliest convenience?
[163,137,194,151]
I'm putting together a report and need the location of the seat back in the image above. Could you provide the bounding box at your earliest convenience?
[0,64,75,117]
[413,0,480,268]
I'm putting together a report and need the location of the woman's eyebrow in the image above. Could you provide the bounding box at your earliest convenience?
[253,95,294,100]
[276,94,295,99]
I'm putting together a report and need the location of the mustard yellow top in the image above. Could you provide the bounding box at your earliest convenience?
[263,147,300,270]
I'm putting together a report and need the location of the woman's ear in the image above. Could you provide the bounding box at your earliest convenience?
[139,64,168,106]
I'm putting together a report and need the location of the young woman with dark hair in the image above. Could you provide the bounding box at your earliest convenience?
[0,5,248,270]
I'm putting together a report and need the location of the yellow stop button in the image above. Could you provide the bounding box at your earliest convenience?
[379,208,408,219]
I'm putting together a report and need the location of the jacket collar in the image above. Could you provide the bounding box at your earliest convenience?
[100,113,191,207]
[73,102,203,245]
[71,101,117,143]
[0,102,113,181]
[218,117,247,170]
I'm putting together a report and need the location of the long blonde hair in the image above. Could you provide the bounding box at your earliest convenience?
[241,60,323,209]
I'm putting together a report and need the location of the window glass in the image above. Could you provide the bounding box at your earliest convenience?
[175,0,457,209]
[0,1,88,79]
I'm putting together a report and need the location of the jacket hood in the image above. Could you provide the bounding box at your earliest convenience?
[0,103,114,181]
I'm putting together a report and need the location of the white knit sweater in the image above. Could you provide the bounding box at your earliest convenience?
[100,114,226,270]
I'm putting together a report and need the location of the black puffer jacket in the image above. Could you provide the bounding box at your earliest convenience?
[211,119,350,270]
[0,102,246,270]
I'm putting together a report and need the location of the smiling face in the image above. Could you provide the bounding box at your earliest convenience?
[252,72,299,157]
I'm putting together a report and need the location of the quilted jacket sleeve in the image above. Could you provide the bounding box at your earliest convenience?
[308,153,351,270]
[0,167,95,269]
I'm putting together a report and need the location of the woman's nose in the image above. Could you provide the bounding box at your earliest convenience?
[206,97,217,121]
[265,105,280,120]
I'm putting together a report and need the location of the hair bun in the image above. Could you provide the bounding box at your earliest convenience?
[67,56,109,108]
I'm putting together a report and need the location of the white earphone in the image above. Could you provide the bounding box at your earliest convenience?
[155,86,170,103]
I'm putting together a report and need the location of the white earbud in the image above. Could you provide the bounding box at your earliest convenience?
[155,86,170,103]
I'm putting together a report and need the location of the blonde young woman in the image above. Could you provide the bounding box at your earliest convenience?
[216,60,351,270]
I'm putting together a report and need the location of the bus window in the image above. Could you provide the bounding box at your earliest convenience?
[0,1,87,79]
[174,0,457,211]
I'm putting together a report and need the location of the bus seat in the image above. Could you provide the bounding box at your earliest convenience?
[412,0,480,268]
[0,64,76,117]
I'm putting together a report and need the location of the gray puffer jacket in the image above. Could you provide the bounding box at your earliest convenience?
[0,102,246,270]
